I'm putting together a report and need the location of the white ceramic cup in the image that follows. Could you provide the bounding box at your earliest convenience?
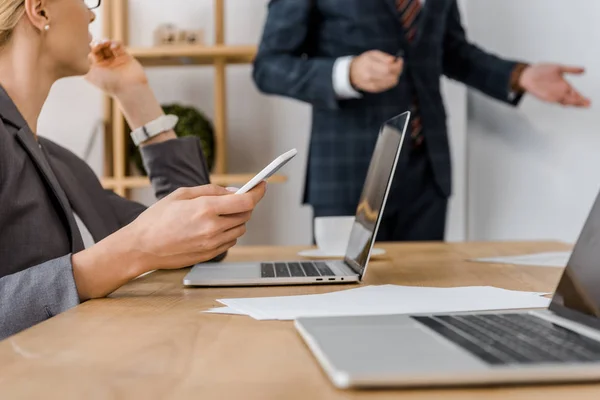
[314,216,356,255]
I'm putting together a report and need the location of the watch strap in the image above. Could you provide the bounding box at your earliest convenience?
[130,114,179,146]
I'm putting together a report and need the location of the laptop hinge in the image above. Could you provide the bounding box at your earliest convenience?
[342,260,361,276]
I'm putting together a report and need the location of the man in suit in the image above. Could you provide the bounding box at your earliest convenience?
[253,0,590,241]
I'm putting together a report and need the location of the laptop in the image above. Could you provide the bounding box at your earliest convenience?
[183,112,410,287]
[295,190,600,389]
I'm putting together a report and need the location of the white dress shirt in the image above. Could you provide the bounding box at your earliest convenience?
[332,0,426,99]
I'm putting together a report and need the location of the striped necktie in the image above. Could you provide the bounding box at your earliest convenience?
[397,0,424,146]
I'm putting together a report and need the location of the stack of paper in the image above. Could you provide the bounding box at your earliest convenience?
[204,285,550,321]
[471,251,571,268]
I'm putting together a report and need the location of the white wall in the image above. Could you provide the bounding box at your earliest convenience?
[38,12,105,175]
[39,0,468,245]
[443,78,467,242]
[466,0,600,243]
[444,0,469,242]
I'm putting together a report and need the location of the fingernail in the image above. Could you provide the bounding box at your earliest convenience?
[226,187,238,193]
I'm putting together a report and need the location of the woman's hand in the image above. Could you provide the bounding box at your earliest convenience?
[84,40,171,134]
[84,40,148,97]
[126,183,267,270]
[72,182,267,300]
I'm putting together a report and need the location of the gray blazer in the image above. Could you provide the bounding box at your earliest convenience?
[0,86,216,339]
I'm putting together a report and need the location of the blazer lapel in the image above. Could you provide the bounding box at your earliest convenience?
[382,0,410,49]
[411,0,431,48]
[15,128,85,253]
[0,86,84,252]
[382,0,401,18]
[41,137,114,243]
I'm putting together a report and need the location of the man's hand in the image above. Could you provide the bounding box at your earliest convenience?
[350,51,404,93]
[519,64,591,108]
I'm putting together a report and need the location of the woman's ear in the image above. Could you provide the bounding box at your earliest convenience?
[23,0,50,32]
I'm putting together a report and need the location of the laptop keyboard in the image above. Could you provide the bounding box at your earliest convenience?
[260,262,335,278]
[413,313,600,365]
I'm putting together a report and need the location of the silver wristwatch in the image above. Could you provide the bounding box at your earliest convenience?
[130,114,179,146]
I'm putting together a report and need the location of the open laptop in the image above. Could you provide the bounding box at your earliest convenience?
[183,112,410,287]
[295,189,600,389]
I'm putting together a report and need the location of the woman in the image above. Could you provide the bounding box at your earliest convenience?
[0,0,266,339]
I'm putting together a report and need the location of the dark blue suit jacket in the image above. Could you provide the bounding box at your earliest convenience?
[253,0,523,209]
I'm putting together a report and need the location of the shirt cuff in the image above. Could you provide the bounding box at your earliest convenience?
[509,63,530,92]
[508,63,530,103]
[333,56,363,100]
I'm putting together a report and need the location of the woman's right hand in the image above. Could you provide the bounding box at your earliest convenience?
[72,182,266,300]
[126,182,267,271]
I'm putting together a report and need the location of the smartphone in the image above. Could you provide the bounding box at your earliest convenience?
[235,149,298,194]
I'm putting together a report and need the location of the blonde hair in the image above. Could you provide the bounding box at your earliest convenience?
[0,0,25,46]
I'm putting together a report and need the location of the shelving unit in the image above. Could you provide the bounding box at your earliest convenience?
[128,44,257,67]
[100,0,285,197]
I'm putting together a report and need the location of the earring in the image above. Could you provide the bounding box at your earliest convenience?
[44,24,50,31]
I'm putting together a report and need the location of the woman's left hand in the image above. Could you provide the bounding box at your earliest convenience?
[85,40,148,97]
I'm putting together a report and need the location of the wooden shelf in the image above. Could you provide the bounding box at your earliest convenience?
[129,44,257,67]
[102,0,276,198]
[102,174,287,190]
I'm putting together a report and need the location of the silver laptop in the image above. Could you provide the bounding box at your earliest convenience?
[295,189,600,389]
[183,112,410,287]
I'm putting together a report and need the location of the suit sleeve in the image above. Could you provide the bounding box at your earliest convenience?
[252,0,340,110]
[0,255,79,340]
[442,0,524,105]
[139,136,211,200]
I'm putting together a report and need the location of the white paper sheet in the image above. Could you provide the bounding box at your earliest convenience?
[204,307,248,316]
[208,285,550,321]
[472,251,571,268]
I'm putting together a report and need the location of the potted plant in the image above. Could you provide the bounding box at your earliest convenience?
[129,103,216,175]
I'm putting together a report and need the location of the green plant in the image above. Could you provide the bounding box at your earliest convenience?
[129,104,215,175]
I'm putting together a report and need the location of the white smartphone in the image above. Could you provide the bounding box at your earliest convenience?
[235,149,298,194]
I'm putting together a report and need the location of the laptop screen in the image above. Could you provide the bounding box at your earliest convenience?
[549,191,600,325]
[344,113,409,276]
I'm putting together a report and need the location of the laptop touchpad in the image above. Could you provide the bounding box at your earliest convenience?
[306,317,485,376]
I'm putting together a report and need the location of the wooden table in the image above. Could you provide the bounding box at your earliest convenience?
[3,241,599,399]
